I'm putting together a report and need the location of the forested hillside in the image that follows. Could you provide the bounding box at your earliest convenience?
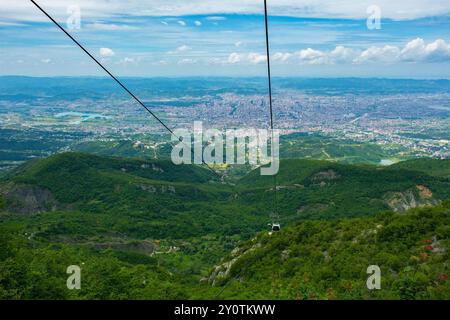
[0,153,449,299]
[210,202,450,300]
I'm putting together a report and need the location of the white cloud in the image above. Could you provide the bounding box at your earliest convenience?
[194,20,202,26]
[400,38,427,61]
[353,38,450,64]
[152,60,167,66]
[227,52,266,64]
[354,45,400,64]
[205,16,226,21]
[3,0,450,22]
[99,47,115,57]
[424,39,450,62]
[273,52,292,62]
[177,45,191,52]
[85,23,138,31]
[228,52,241,64]
[178,58,197,64]
[0,21,26,26]
[401,38,450,62]
[177,20,186,26]
[208,57,224,64]
[248,53,266,64]
[329,46,357,63]
[267,39,450,66]
[169,45,191,54]
[118,57,135,64]
[292,46,356,65]
[296,48,329,65]
[225,39,450,67]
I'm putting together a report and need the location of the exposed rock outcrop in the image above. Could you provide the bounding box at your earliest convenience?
[206,243,261,286]
[384,186,439,212]
[0,183,59,215]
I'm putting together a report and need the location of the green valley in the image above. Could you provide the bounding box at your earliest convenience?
[0,153,449,299]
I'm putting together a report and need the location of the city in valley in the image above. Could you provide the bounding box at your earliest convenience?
[0,77,448,172]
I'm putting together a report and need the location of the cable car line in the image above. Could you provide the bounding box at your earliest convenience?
[30,0,223,181]
[264,0,280,232]
[31,0,279,299]
[213,0,280,299]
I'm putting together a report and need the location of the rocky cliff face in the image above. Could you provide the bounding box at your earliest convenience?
[0,183,59,215]
[205,242,262,286]
[384,185,439,212]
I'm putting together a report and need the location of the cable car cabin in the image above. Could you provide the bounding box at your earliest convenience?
[271,223,281,232]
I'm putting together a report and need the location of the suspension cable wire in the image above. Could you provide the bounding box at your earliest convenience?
[29,0,224,181]
[264,0,279,224]
[213,0,278,300]
[30,4,248,262]
[31,0,277,300]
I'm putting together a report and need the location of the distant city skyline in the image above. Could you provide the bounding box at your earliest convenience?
[1,0,450,78]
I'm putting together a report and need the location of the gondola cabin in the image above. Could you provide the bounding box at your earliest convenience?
[270,223,281,232]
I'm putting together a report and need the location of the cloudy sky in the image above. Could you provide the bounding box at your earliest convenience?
[1,0,450,77]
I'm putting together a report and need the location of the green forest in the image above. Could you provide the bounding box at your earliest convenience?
[0,153,449,299]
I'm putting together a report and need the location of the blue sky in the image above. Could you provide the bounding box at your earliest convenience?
[1,0,450,78]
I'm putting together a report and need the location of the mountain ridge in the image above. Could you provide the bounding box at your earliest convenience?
[0,152,449,299]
